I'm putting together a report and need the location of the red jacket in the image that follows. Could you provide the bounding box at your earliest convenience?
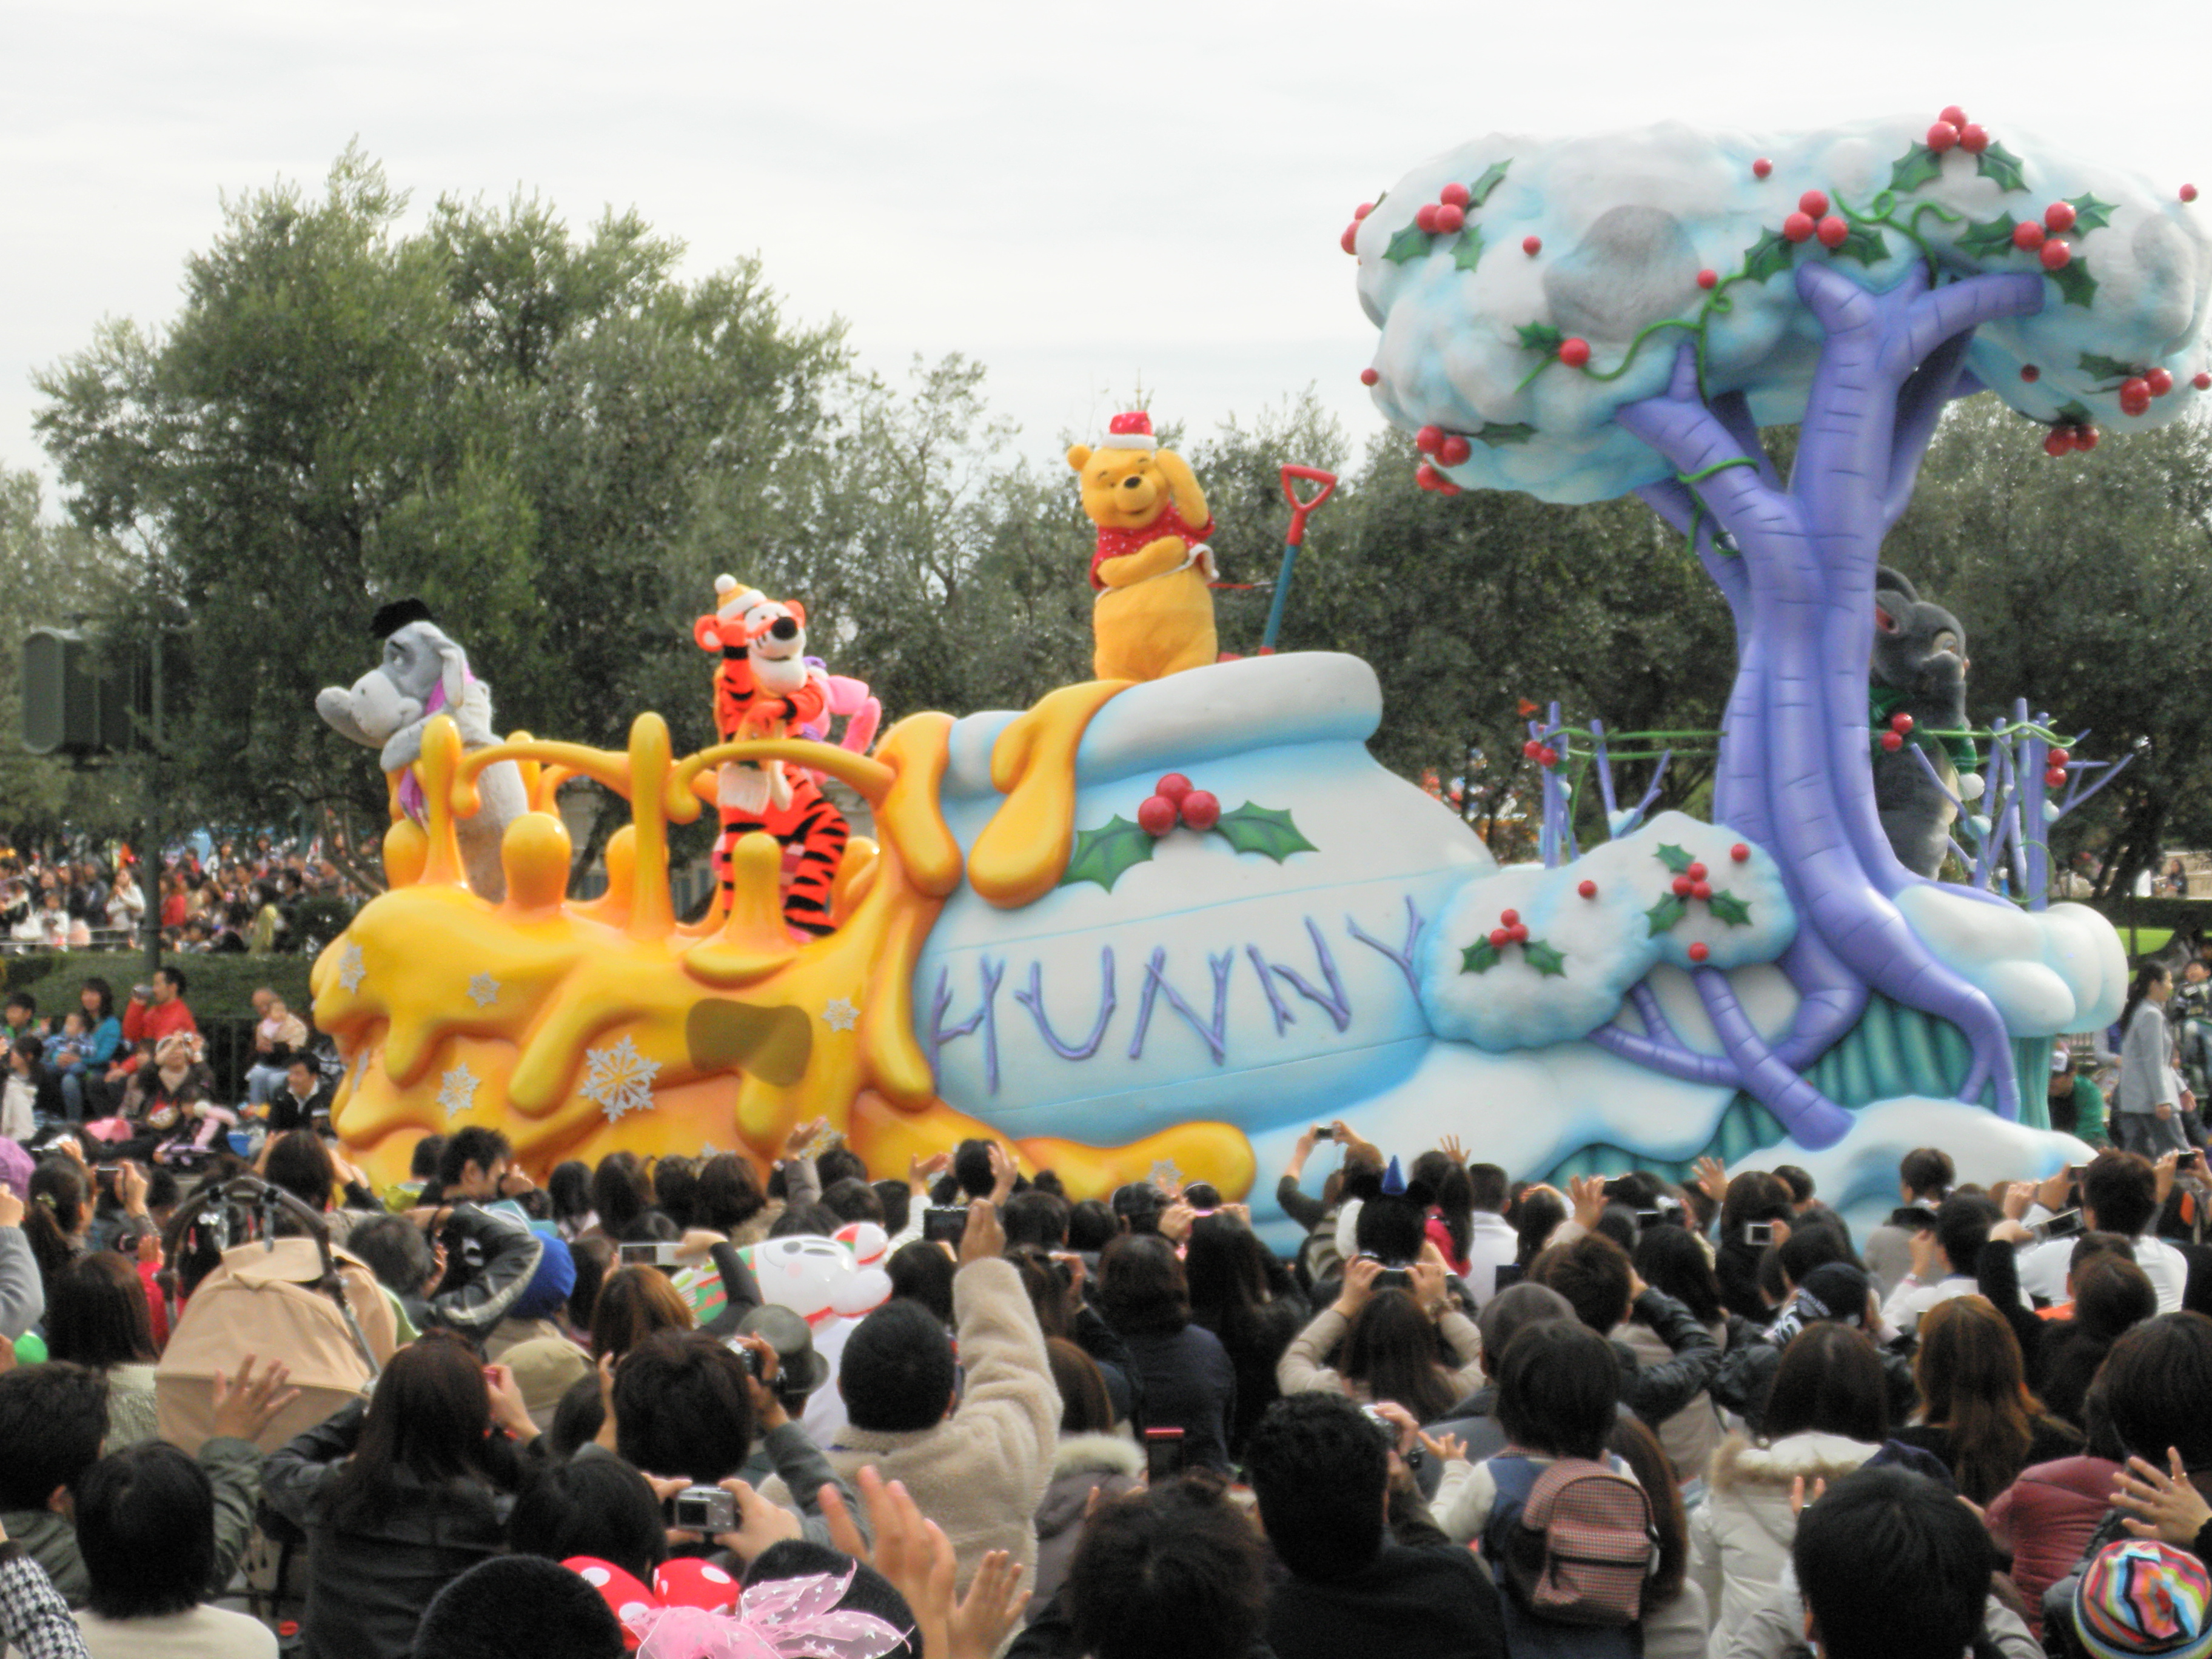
[122,996,198,1046]
[1986,1454,2119,1635]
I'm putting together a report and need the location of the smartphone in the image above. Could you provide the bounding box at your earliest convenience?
[1312,1125,1335,1141]
[1372,1267,1413,1292]
[1492,1262,1526,1291]
[1143,1427,1185,1483]
[1635,1208,1665,1231]
[1742,1221,1777,1248]
[2038,1208,2086,1240]
[618,1241,682,1269]
[922,1205,970,1245]
[669,1485,737,1532]
[95,1164,122,1179]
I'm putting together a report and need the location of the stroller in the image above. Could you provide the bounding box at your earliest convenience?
[154,1173,397,1455]
[154,1174,401,1631]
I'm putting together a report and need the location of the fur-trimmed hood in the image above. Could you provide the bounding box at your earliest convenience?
[1708,1430,1884,1496]
[1036,1433,1144,1544]
[1692,1430,1887,1630]
[1050,1432,1142,1484]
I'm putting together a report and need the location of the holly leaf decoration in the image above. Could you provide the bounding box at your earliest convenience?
[1742,229,1798,286]
[1955,215,2021,260]
[2077,352,2139,384]
[1460,937,1500,975]
[1523,940,1569,978]
[1452,226,1486,273]
[1706,890,1754,927]
[2055,399,2096,427]
[1465,161,1511,207]
[1889,143,1945,193]
[1475,421,1538,447]
[1976,141,2029,194]
[1654,843,1695,874]
[2048,258,2099,310]
[1828,224,1889,268]
[1213,803,1319,863]
[1645,896,1687,937]
[1516,321,1564,355]
[1383,226,1432,265]
[2066,192,2117,232]
[1060,817,1157,893]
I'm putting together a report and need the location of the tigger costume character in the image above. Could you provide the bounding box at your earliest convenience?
[692,577,850,938]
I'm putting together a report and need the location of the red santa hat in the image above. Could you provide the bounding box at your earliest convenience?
[1097,411,1158,452]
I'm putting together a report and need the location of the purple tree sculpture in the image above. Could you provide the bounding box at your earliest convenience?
[1354,111,2210,1146]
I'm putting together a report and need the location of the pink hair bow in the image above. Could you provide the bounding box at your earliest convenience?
[626,1567,909,1659]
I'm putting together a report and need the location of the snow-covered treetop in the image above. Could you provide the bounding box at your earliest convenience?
[1349,109,2211,503]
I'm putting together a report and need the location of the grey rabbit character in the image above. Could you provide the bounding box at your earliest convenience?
[316,598,527,901]
[1869,566,1984,879]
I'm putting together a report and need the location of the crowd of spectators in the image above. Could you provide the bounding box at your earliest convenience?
[0,1104,2201,1659]
[0,833,362,956]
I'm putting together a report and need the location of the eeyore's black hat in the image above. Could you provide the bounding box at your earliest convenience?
[368,597,437,639]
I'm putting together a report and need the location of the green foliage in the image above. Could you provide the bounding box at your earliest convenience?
[33,147,850,875]
[18,951,313,1023]
[1061,816,1156,893]
[1286,427,1734,854]
[1212,803,1318,862]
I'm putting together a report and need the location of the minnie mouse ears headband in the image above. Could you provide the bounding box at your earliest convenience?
[565,1557,909,1659]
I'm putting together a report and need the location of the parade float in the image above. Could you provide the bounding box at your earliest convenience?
[315,109,2210,1238]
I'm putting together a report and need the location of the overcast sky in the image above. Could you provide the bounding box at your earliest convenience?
[2,0,2202,511]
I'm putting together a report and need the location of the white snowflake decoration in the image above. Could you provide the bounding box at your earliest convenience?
[466,973,501,1008]
[437,1063,479,1120]
[822,997,859,1033]
[337,943,367,993]
[580,1035,660,1123]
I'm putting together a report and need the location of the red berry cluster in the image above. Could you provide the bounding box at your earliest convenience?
[1341,201,1375,256]
[1925,104,1989,156]
[2119,368,2178,417]
[1414,180,1473,236]
[1781,189,1850,249]
[1415,425,1473,466]
[1520,737,1560,768]
[1669,859,1717,902]
[1413,424,1473,494]
[1879,711,1914,752]
[2044,747,2072,791]
[2044,423,2101,457]
[1137,773,1219,837]
[2009,199,2080,270]
[1486,907,1529,950]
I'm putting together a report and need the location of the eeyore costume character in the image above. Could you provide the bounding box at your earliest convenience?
[317,599,527,900]
[1870,568,1983,880]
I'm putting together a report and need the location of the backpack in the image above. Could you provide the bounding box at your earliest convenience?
[1484,1452,1657,1628]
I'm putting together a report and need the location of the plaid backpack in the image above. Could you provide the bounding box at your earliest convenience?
[1484,1452,1657,1627]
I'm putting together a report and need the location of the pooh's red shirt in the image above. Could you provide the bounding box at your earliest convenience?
[1088,502,1216,590]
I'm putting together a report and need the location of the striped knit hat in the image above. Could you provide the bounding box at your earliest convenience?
[2075,1540,2212,1659]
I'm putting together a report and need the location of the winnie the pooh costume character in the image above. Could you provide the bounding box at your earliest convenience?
[1068,412,1218,681]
